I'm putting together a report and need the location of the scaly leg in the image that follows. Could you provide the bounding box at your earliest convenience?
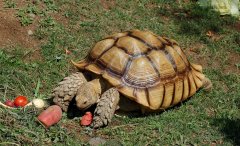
[52,72,87,111]
[92,88,120,128]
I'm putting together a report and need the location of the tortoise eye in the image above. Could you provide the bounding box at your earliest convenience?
[83,101,87,104]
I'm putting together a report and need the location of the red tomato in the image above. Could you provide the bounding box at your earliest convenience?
[14,96,28,107]
[5,100,15,107]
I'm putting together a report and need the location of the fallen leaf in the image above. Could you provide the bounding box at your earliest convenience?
[65,49,71,55]
[206,30,214,37]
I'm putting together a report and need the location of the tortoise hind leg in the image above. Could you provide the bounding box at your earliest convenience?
[92,88,120,128]
[52,72,87,111]
[202,77,212,92]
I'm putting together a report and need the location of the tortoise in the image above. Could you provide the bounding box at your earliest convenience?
[52,29,212,128]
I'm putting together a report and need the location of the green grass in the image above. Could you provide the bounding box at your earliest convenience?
[0,0,239,145]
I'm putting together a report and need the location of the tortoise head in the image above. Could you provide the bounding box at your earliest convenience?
[75,79,101,110]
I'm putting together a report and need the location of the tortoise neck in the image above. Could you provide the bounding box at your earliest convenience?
[89,79,103,95]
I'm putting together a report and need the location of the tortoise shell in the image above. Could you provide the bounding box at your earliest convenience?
[72,30,205,110]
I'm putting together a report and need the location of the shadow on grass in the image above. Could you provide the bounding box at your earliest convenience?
[212,118,240,146]
[115,100,191,119]
[66,98,97,119]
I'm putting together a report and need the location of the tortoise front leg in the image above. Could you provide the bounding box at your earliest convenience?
[52,72,87,111]
[92,88,120,128]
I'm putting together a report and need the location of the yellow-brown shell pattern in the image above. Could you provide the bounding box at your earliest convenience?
[74,30,205,110]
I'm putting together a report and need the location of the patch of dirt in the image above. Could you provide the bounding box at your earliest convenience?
[0,2,40,49]
[22,48,42,62]
[206,107,216,117]
[100,0,116,10]
[61,121,90,142]
[145,2,158,9]
[234,20,240,32]
[0,1,63,62]
[223,52,240,74]
[52,12,69,27]
[185,43,209,66]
